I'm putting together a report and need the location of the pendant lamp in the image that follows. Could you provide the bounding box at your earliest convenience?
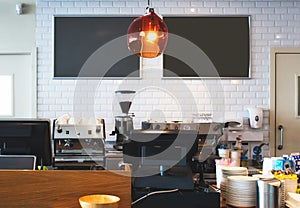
[127,3,168,58]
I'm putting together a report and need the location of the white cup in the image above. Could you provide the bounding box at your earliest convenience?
[216,164,227,189]
[218,148,230,158]
[262,157,273,175]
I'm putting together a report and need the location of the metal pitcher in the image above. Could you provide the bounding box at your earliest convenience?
[257,178,284,208]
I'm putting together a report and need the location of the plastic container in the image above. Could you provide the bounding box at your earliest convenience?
[274,158,284,170]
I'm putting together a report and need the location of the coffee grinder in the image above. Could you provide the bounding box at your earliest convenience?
[113,90,136,150]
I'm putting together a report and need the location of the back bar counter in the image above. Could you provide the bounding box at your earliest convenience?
[0,170,131,208]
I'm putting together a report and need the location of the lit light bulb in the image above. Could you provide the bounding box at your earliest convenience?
[127,7,168,58]
[146,31,158,42]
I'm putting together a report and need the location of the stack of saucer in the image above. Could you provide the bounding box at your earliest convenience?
[220,167,248,200]
[226,176,258,207]
[222,166,248,177]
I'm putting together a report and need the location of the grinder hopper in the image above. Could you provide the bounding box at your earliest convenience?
[115,90,136,115]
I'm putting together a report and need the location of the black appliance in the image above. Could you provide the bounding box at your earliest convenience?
[123,122,224,208]
[0,119,52,168]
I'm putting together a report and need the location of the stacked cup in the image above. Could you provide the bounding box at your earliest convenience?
[230,150,242,167]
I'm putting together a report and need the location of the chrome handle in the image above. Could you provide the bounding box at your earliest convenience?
[278,125,284,150]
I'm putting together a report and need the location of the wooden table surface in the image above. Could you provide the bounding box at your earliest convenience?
[0,170,131,208]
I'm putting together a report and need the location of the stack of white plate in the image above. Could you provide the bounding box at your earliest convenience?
[226,176,258,207]
[286,192,300,208]
[220,167,248,200]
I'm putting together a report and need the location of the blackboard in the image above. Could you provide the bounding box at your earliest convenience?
[53,16,140,79]
[163,16,251,79]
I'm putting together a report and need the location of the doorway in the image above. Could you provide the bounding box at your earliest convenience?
[0,49,36,118]
[270,48,300,156]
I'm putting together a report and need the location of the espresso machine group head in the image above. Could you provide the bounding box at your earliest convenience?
[113,90,136,150]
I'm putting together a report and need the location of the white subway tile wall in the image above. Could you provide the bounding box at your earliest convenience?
[36,0,300,143]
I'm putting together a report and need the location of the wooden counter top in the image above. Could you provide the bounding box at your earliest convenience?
[0,170,131,208]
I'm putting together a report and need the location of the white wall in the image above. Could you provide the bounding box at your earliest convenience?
[0,0,35,51]
[36,0,300,140]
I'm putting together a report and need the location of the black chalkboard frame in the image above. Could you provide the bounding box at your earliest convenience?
[52,15,142,80]
[162,15,251,79]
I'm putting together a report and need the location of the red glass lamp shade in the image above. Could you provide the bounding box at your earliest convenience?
[127,8,168,58]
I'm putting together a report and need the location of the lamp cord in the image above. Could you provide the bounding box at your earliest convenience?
[131,189,179,205]
[146,0,151,13]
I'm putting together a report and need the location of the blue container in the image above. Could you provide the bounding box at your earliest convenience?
[274,158,284,170]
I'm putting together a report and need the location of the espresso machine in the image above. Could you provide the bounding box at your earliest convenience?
[52,118,106,169]
[112,90,135,151]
